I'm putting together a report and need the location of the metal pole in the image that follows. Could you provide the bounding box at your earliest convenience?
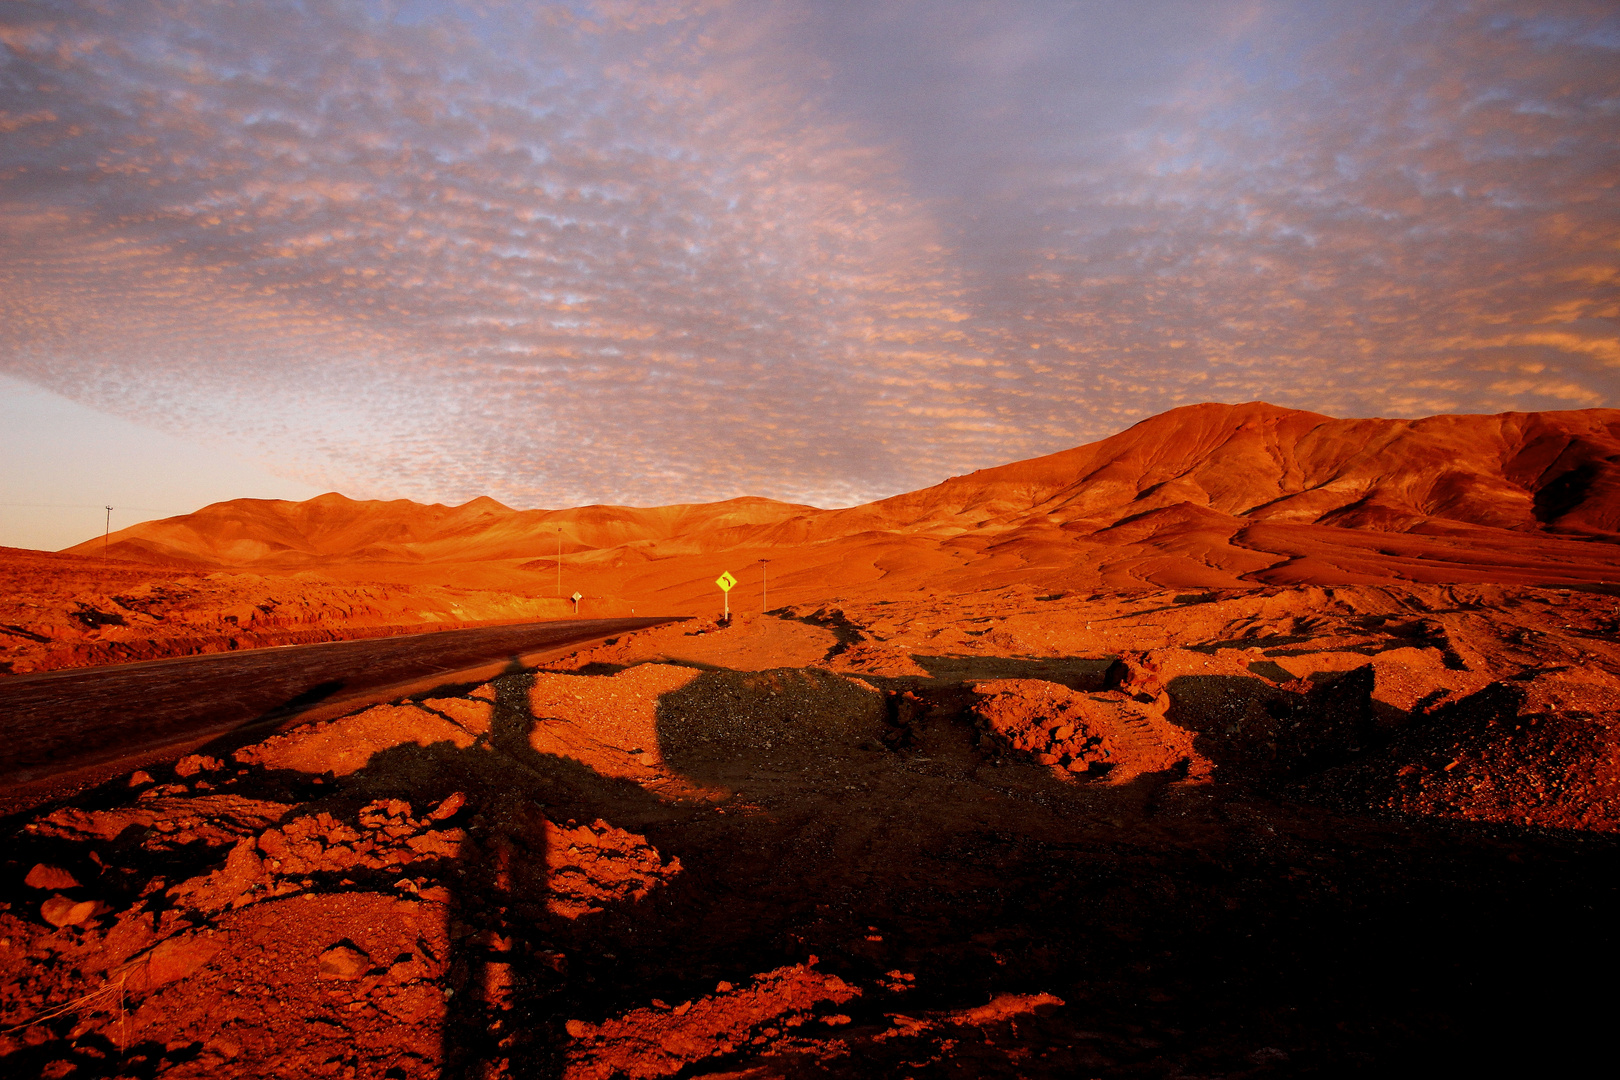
[759,558,770,613]
[556,528,562,597]
[104,506,112,557]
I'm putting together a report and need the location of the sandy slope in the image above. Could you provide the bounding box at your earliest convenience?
[54,403,1620,616]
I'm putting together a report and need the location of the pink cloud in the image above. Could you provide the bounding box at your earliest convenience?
[1,1,1615,511]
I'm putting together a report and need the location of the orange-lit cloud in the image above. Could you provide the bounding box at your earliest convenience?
[2,1,1616,510]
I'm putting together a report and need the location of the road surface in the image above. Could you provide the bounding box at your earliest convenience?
[0,617,680,813]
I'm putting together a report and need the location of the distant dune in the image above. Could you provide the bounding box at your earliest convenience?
[58,402,1620,609]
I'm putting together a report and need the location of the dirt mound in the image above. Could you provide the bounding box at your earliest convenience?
[236,699,490,777]
[653,668,890,784]
[970,679,1202,781]
[563,962,861,1080]
[540,616,841,675]
[1300,677,1620,831]
[32,793,292,849]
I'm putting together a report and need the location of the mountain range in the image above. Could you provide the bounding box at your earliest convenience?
[66,402,1620,611]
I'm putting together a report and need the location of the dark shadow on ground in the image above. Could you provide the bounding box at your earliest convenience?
[10,654,1620,1078]
[0,676,356,839]
[399,664,1620,1074]
[906,653,1123,689]
[1160,667,1382,785]
[328,661,683,1078]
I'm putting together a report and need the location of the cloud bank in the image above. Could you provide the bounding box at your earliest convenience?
[2,0,1616,509]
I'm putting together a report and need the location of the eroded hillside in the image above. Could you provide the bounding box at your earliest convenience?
[50,404,1620,613]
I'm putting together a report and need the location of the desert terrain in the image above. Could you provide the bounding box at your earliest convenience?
[4,402,1620,1077]
[0,546,576,677]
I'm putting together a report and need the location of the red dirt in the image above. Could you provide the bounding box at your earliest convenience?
[4,584,1620,1077]
[0,547,570,676]
[3,403,1620,1077]
[0,618,675,805]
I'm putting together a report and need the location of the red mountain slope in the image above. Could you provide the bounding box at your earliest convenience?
[61,403,1620,604]
[826,401,1620,537]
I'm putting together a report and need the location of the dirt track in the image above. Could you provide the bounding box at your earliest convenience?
[0,618,681,806]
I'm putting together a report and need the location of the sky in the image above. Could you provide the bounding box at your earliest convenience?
[2,0,1617,549]
[0,372,322,550]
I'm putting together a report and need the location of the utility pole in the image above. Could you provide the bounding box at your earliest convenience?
[104,506,112,557]
[759,558,771,614]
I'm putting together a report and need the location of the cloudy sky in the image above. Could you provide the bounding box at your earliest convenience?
[2,0,1617,546]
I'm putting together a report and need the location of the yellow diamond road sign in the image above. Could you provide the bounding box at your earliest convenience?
[715,571,737,592]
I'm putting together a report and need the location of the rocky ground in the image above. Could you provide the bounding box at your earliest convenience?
[2,583,1618,1077]
[0,548,569,676]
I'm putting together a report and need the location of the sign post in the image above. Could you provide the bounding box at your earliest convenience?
[571,591,583,615]
[715,571,737,621]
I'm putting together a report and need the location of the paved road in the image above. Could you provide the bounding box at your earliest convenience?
[0,617,679,805]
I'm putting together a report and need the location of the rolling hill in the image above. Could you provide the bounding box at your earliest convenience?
[62,402,1620,610]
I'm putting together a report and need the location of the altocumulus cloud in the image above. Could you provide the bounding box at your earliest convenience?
[1,0,1616,509]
